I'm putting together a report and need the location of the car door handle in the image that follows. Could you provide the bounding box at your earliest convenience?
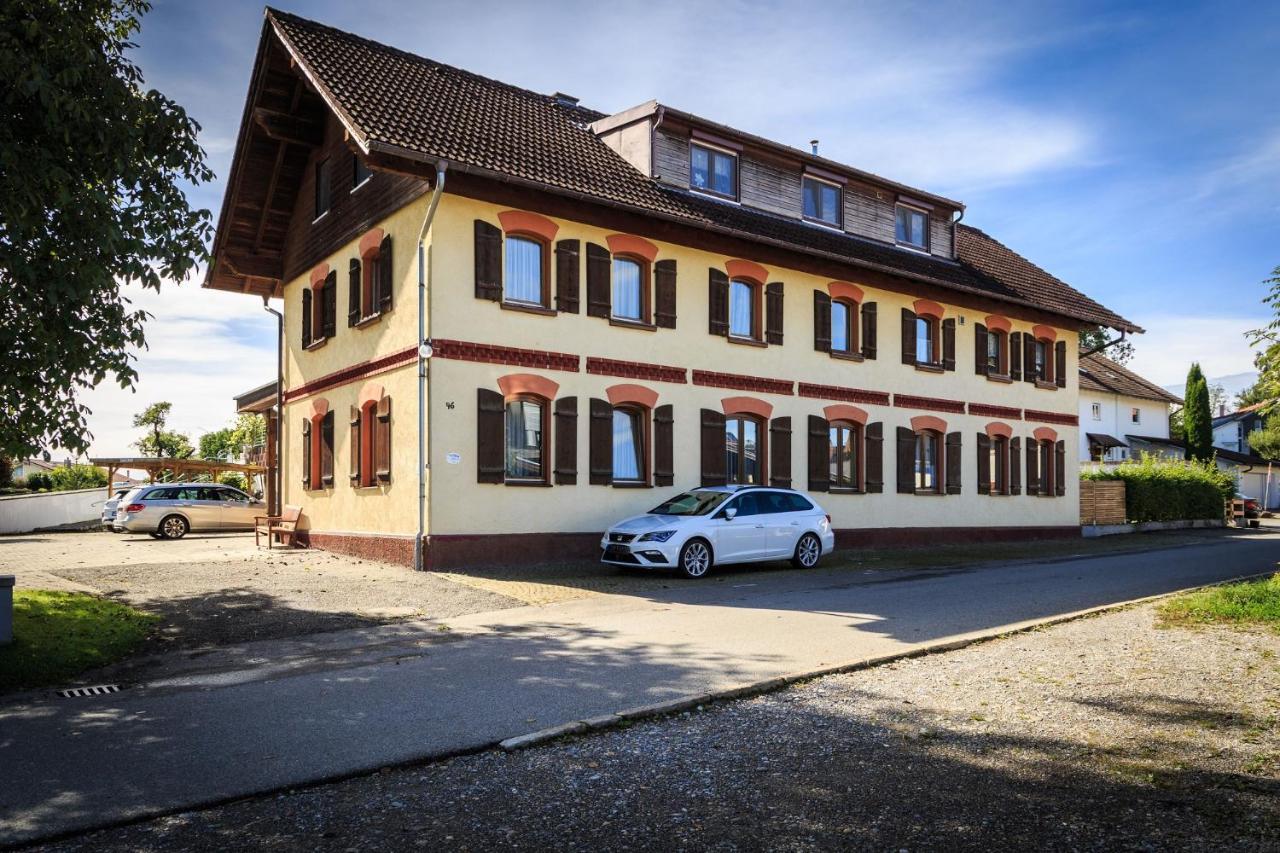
[754,524,765,528]
[789,521,799,526]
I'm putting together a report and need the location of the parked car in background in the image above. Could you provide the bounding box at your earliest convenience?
[100,487,134,527]
[1235,493,1260,519]
[113,483,264,539]
[601,485,835,579]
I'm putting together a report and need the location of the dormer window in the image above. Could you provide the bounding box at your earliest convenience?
[690,143,737,199]
[802,177,842,227]
[895,203,929,250]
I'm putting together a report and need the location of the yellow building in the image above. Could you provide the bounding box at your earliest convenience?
[209,10,1140,569]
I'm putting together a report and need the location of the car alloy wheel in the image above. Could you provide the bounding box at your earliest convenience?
[793,533,821,569]
[679,540,712,579]
[160,515,189,540]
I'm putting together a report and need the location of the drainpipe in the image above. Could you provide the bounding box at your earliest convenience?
[263,296,284,517]
[951,208,964,257]
[414,162,448,572]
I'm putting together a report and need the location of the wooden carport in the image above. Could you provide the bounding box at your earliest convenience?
[89,458,267,501]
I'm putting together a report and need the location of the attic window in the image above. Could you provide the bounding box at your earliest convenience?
[690,143,737,199]
[895,203,929,250]
[314,158,331,219]
[802,176,842,227]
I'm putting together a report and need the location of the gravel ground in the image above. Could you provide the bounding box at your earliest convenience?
[2,532,521,651]
[38,602,1280,852]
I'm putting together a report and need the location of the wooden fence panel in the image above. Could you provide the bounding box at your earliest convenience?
[1080,480,1126,525]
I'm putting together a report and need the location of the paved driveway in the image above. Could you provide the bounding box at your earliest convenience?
[2,528,1277,846]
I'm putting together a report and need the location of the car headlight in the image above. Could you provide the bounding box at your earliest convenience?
[638,530,676,542]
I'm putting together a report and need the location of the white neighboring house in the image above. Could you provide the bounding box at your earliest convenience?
[1078,352,1181,464]
[12,458,57,481]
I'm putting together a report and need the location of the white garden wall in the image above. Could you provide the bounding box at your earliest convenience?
[0,488,107,535]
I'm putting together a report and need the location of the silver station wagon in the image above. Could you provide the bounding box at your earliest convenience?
[113,483,264,539]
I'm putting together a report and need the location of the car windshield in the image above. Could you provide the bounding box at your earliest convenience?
[648,490,733,516]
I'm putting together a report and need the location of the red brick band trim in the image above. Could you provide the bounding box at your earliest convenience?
[693,369,794,396]
[301,531,416,566]
[894,393,966,414]
[433,339,579,373]
[1025,409,1079,426]
[968,402,1022,419]
[586,356,686,384]
[798,382,890,406]
[284,346,417,403]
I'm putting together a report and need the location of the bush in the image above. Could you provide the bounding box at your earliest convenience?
[25,472,52,491]
[47,464,109,491]
[218,472,247,491]
[1081,453,1235,522]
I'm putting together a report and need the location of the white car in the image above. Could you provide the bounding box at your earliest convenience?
[600,485,835,579]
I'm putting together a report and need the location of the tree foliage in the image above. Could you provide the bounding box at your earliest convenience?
[1182,363,1213,462]
[1242,265,1280,414]
[198,414,266,461]
[0,0,212,459]
[131,402,192,459]
[1246,415,1280,461]
[1079,327,1134,365]
[48,464,109,491]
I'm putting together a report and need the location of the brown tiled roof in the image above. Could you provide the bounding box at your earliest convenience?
[1079,352,1181,404]
[265,8,1138,332]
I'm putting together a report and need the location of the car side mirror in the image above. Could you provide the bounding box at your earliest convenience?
[723,507,738,521]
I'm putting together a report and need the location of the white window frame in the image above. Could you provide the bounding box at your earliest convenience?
[802,175,843,228]
[1131,407,1141,424]
[689,141,739,200]
[1091,402,1102,420]
[894,203,930,252]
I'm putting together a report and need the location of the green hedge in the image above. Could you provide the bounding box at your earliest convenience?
[1081,454,1234,522]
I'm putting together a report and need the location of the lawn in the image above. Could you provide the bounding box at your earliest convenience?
[1158,573,1280,630]
[0,590,158,692]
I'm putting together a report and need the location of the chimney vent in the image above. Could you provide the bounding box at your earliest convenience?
[810,139,819,155]
[551,92,579,108]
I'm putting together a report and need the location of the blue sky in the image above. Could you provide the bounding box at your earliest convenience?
[73,0,1280,456]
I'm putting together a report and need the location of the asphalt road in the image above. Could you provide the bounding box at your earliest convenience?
[3,530,1277,847]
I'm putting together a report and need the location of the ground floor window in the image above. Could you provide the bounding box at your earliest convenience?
[989,435,1008,494]
[725,414,762,485]
[612,407,645,482]
[1038,439,1054,496]
[829,421,861,490]
[915,430,940,493]
[505,397,545,482]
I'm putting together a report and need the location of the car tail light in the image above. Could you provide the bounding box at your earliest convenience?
[125,503,144,513]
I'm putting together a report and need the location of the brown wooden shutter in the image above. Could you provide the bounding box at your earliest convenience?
[976,432,990,495]
[1009,331,1022,381]
[376,396,391,481]
[765,282,784,345]
[1055,340,1067,388]
[555,239,580,314]
[322,272,337,339]
[349,405,361,483]
[301,288,312,347]
[654,404,674,486]
[588,398,612,485]
[861,302,877,359]
[769,416,791,488]
[945,431,962,494]
[1055,440,1066,496]
[813,290,831,352]
[864,422,884,493]
[474,220,502,301]
[942,318,956,371]
[974,323,988,375]
[901,308,917,364]
[1009,437,1021,495]
[807,415,829,492]
[896,427,915,493]
[301,417,311,485]
[1026,438,1039,495]
[700,408,726,486]
[348,259,361,327]
[585,243,611,318]
[477,388,505,483]
[553,397,577,485]
[654,260,677,329]
[378,235,393,313]
[321,411,335,485]
[1024,334,1037,384]
[708,268,729,336]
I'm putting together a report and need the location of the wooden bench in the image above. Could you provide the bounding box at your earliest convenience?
[255,505,303,549]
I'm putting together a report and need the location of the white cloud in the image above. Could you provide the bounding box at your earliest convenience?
[1127,314,1263,387]
[58,278,278,463]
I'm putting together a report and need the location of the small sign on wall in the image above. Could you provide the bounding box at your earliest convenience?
[446,452,461,465]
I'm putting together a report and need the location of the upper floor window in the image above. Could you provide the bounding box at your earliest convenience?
[504,396,546,482]
[895,204,929,250]
[831,300,854,353]
[314,158,331,219]
[1131,407,1141,424]
[504,235,547,307]
[1091,402,1102,420]
[915,316,936,364]
[1034,339,1049,381]
[691,143,737,199]
[729,279,757,339]
[986,330,1004,373]
[612,256,644,322]
[802,177,842,227]
[352,156,372,190]
[725,414,763,485]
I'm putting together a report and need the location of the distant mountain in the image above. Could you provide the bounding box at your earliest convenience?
[1162,371,1259,408]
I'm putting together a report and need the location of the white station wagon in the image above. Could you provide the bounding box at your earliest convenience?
[601,485,836,579]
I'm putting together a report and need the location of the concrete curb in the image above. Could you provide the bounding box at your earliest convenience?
[496,568,1277,752]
